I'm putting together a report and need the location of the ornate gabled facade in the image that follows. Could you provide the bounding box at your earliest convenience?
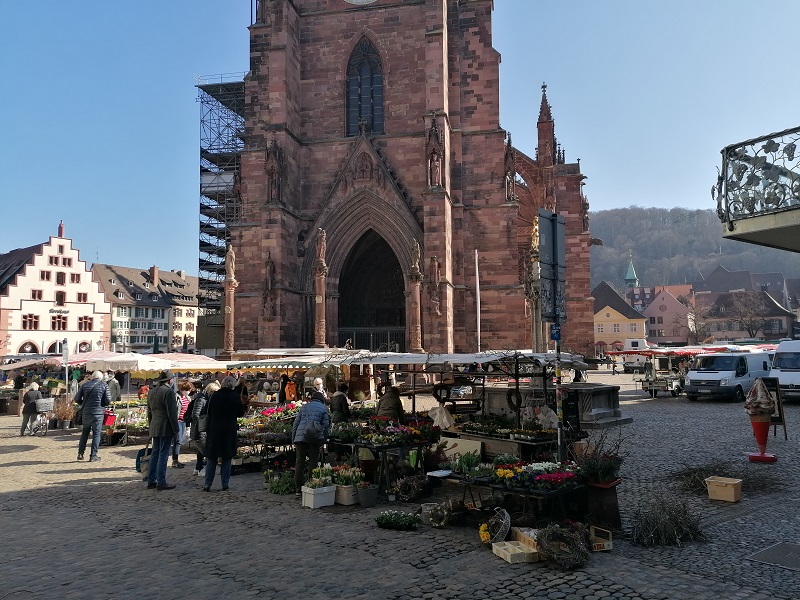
[227,0,593,355]
[0,222,111,357]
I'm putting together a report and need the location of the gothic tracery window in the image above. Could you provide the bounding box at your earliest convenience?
[346,38,384,136]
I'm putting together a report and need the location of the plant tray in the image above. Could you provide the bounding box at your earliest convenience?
[705,476,742,502]
[301,485,336,509]
[511,527,538,549]
[335,485,359,506]
[492,541,539,563]
[589,526,613,551]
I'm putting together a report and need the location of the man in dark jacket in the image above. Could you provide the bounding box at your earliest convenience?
[292,377,331,497]
[146,370,180,490]
[74,370,111,462]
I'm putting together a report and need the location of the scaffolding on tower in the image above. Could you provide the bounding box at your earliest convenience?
[196,74,245,325]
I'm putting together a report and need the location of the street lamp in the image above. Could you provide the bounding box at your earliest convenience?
[62,338,69,396]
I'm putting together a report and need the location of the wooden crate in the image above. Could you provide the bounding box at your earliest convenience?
[590,526,613,551]
[510,527,538,549]
[705,476,742,502]
[492,541,539,563]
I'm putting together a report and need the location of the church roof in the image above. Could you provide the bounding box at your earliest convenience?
[624,258,639,286]
[593,281,644,320]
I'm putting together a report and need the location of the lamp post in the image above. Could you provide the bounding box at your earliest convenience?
[62,338,69,397]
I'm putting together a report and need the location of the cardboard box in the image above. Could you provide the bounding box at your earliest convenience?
[705,476,742,502]
[492,541,539,563]
[510,527,538,549]
[590,526,613,551]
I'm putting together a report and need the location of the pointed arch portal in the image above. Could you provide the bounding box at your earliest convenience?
[338,230,405,351]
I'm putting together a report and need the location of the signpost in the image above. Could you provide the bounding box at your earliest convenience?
[538,209,567,460]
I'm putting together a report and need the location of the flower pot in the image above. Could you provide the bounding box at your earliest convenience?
[335,484,359,506]
[301,484,336,509]
[357,486,379,508]
[57,420,71,429]
[48,417,58,429]
[388,494,396,502]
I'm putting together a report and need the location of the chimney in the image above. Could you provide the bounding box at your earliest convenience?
[175,269,185,279]
[149,266,159,286]
[57,220,64,237]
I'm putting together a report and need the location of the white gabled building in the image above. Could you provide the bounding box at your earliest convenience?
[0,222,112,358]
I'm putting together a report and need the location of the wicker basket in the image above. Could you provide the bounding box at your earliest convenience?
[34,398,55,413]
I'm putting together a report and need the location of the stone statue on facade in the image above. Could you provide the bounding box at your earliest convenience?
[316,228,327,265]
[225,244,236,280]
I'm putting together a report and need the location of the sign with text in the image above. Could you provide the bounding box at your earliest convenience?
[538,208,566,322]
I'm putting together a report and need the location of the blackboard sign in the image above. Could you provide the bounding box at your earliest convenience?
[758,377,787,440]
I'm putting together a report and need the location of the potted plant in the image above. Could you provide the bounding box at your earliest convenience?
[357,480,379,508]
[333,466,363,505]
[375,510,419,531]
[301,465,336,509]
[53,398,75,429]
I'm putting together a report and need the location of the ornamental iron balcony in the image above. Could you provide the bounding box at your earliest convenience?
[715,125,800,227]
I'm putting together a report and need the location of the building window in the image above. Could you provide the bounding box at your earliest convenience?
[51,315,68,330]
[172,335,182,346]
[174,308,183,318]
[134,293,142,300]
[186,336,195,345]
[55,291,66,306]
[40,271,51,281]
[134,307,147,318]
[117,306,130,317]
[186,309,195,318]
[612,324,620,333]
[57,245,64,255]
[629,323,638,332]
[77,292,88,303]
[150,294,159,302]
[130,335,139,343]
[115,291,124,300]
[56,272,66,285]
[78,316,94,331]
[71,273,81,283]
[62,257,72,267]
[673,327,681,336]
[49,256,59,265]
[649,317,656,324]
[186,322,195,332]
[657,329,665,337]
[31,290,43,300]
[152,308,165,319]
[173,322,183,331]
[656,316,663,324]
[22,314,39,330]
[346,37,384,136]
[649,329,657,337]
[596,324,604,333]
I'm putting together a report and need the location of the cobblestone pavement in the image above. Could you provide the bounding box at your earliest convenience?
[2,369,799,599]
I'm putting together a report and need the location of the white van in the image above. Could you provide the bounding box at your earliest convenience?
[769,340,800,401]
[684,351,772,402]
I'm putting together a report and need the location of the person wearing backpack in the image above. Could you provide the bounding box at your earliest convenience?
[291,377,331,497]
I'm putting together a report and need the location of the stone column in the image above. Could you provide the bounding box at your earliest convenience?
[408,240,424,353]
[525,221,543,353]
[313,228,328,348]
[222,243,239,357]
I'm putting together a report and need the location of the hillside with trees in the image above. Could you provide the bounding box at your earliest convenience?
[589,207,800,290]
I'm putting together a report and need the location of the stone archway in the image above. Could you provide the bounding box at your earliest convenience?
[338,230,406,351]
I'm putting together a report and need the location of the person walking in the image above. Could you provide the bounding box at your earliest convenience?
[203,376,247,492]
[19,382,43,435]
[171,382,192,469]
[612,359,618,375]
[146,370,179,490]
[189,381,219,476]
[74,371,112,462]
[292,378,331,498]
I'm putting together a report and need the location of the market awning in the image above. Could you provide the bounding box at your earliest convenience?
[0,357,62,371]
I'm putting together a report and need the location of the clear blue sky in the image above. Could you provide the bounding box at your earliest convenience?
[2,1,798,275]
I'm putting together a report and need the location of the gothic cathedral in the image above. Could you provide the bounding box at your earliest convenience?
[230,0,594,355]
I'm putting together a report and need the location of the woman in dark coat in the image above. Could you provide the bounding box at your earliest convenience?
[20,382,43,435]
[189,381,219,476]
[203,376,246,492]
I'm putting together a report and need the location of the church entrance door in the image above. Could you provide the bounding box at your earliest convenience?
[337,230,406,351]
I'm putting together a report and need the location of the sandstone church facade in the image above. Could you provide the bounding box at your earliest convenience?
[228,0,594,355]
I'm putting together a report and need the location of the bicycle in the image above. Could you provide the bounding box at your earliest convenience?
[30,397,54,436]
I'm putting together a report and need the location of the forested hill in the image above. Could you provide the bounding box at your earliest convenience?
[589,207,800,290]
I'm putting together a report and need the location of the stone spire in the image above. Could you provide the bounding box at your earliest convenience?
[538,82,552,122]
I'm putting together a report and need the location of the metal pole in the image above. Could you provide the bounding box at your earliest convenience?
[475,249,481,352]
[555,317,563,462]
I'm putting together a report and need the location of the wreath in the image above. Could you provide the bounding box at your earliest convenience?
[432,383,451,404]
[428,503,449,528]
[394,476,425,502]
[506,388,522,411]
[536,523,590,569]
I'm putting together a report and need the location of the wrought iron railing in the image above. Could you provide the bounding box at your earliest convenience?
[714,125,800,229]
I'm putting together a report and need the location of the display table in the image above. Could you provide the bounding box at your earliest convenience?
[349,441,431,495]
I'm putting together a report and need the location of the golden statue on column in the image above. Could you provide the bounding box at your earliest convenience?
[409,239,424,353]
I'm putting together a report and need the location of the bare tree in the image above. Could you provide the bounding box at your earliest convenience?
[725,292,770,338]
